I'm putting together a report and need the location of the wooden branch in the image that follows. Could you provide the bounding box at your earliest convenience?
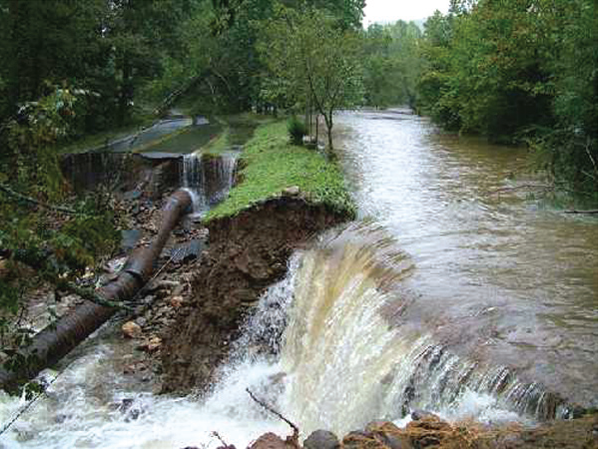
[211,431,235,449]
[0,183,77,215]
[246,388,299,435]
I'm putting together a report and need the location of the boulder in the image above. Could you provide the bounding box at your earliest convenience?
[249,433,294,449]
[303,430,340,449]
[122,321,142,339]
[343,431,384,449]
[366,421,413,449]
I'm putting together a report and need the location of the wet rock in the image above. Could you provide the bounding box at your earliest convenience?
[304,430,340,449]
[138,337,162,353]
[170,296,184,309]
[343,431,383,449]
[122,321,142,339]
[248,433,294,449]
[366,421,413,449]
[282,186,300,196]
[406,414,450,432]
[410,410,437,421]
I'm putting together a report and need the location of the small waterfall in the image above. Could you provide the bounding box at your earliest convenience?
[180,152,237,217]
[273,222,562,435]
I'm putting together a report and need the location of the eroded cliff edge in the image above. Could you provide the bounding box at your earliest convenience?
[160,195,350,393]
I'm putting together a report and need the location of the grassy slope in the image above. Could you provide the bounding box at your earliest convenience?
[206,120,356,221]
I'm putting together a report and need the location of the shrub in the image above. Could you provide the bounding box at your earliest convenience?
[287,116,308,146]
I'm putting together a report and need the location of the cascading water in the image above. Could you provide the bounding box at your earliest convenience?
[0,224,569,447]
[180,152,237,217]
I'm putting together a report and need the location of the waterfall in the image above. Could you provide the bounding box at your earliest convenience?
[274,222,562,435]
[0,222,566,447]
[180,152,237,217]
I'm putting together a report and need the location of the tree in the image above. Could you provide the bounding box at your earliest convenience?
[260,5,363,154]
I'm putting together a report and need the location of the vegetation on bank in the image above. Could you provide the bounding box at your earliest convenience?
[206,121,356,221]
[417,0,597,198]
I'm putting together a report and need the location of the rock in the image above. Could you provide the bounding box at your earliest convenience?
[410,409,437,421]
[366,421,413,449]
[170,296,184,308]
[406,414,450,432]
[343,431,383,449]
[304,430,340,449]
[248,433,294,449]
[122,321,142,339]
[282,186,300,196]
[135,317,147,328]
[146,337,162,352]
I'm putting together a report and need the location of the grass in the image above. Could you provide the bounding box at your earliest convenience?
[206,120,356,221]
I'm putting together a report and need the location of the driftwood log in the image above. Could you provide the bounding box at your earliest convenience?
[0,189,192,392]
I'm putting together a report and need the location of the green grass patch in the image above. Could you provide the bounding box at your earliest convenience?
[206,120,356,221]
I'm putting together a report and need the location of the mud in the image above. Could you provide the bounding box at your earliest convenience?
[161,195,352,394]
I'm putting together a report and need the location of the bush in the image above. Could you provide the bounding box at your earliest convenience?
[287,116,308,146]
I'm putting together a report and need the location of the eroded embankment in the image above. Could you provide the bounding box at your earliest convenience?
[161,195,350,393]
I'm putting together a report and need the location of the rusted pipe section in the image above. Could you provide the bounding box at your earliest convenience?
[0,189,192,393]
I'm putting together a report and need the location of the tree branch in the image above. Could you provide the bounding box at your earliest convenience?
[0,183,77,215]
[246,388,299,436]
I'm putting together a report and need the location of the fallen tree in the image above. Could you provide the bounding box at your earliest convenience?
[0,189,192,393]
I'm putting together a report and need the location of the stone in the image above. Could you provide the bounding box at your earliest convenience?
[282,186,300,196]
[410,409,437,421]
[343,431,383,449]
[366,421,413,449]
[406,414,450,432]
[138,337,162,352]
[304,430,340,449]
[170,295,184,308]
[248,433,293,449]
[122,321,142,339]
[135,317,147,328]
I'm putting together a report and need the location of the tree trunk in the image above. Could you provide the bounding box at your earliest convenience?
[0,189,192,393]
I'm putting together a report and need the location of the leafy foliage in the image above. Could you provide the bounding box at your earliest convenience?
[259,4,364,152]
[417,0,598,195]
[362,21,422,109]
[287,116,308,145]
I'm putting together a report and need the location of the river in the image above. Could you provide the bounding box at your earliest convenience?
[1,109,597,448]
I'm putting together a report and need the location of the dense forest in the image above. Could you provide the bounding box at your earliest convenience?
[0,0,597,335]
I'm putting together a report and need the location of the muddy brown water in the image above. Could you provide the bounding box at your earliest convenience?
[334,109,598,409]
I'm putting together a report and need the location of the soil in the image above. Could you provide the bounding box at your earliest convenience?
[160,195,352,394]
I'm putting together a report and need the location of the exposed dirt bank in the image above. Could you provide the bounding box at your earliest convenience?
[161,194,351,394]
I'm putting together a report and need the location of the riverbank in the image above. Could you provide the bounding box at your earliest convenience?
[160,120,356,393]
